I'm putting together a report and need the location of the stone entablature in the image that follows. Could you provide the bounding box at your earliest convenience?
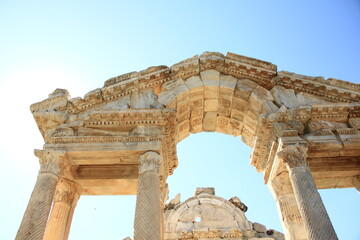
[164,188,284,240]
[30,52,360,187]
[17,52,360,240]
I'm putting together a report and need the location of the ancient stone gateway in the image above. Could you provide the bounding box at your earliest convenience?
[16,52,360,240]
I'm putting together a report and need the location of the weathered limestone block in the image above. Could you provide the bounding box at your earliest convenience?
[201,70,220,88]
[218,98,232,116]
[304,129,343,157]
[130,89,158,108]
[170,54,199,79]
[216,116,230,134]
[296,92,329,105]
[203,112,217,132]
[253,222,266,233]
[307,120,347,133]
[45,127,74,138]
[270,86,299,109]
[219,75,238,90]
[105,95,131,109]
[190,108,204,133]
[249,85,274,113]
[185,75,204,90]
[158,89,177,106]
[231,97,248,112]
[178,120,190,142]
[176,99,190,122]
[195,187,215,196]
[336,128,360,156]
[30,88,70,113]
[204,99,219,112]
[129,125,164,136]
[201,70,220,99]
[262,101,279,114]
[199,52,225,71]
[234,79,257,100]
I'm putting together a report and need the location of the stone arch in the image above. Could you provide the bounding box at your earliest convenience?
[22,52,360,240]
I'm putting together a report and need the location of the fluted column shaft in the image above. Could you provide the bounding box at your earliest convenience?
[43,179,80,240]
[278,144,338,240]
[16,150,67,240]
[134,151,161,240]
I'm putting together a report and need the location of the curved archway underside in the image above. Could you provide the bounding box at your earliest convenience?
[31,52,360,195]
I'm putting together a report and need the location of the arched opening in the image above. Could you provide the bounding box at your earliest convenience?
[167,132,282,231]
[25,52,360,240]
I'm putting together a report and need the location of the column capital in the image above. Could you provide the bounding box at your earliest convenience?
[54,178,81,205]
[277,144,308,169]
[35,149,68,177]
[139,151,161,174]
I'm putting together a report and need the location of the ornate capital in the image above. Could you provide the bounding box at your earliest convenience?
[277,144,308,169]
[35,149,67,177]
[54,178,81,205]
[139,151,161,174]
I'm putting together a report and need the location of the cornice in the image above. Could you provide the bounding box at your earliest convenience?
[30,52,360,118]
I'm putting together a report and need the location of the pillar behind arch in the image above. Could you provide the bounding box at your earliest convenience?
[133,151,162,240]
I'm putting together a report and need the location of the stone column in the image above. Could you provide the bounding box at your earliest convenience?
[43,178,81,240]
[268,173,307,240]
[134,151,161,240]
[278,144,338,240]
[16,149,67,240]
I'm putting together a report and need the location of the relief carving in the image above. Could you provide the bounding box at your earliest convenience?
[277,144,308,169]
[46,127,74,138]
[54,179,80,205]
[35,149,68,177]
[139,151,161,174]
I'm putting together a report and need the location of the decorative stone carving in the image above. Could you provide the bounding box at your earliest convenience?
[54,179,80,204]
[35,149,68,177]
[46,127,74,138]
[22,52,360,240]
[139,151,161,174]
[164,188,284,240]
[277,145,308,169]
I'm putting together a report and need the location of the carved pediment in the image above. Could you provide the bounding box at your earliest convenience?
[31,52,360,175]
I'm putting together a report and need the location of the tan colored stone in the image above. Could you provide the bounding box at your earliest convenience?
[203,112,217,132]
[204,99,219,112]
[23,52,360,240]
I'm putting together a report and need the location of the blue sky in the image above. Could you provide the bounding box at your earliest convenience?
[0,1,359,239]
